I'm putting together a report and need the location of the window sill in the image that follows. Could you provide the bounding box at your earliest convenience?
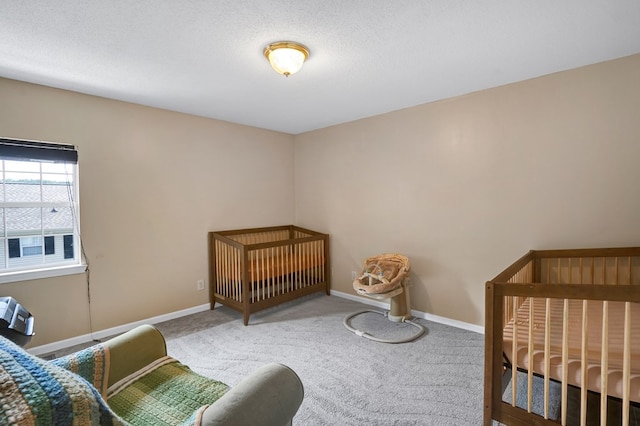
[0,264,87,284]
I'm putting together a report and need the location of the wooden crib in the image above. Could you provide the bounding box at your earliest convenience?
[484,247,640,426]
[208,225,330,325]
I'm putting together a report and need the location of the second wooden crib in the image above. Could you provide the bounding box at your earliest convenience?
[484,247,640,426]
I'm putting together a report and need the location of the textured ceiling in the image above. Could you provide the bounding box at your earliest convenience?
[1,1,640,134]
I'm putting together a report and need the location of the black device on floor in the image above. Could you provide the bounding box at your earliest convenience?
[0,296,35,346]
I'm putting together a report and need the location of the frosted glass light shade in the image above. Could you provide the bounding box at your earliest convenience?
[263,42,309,77]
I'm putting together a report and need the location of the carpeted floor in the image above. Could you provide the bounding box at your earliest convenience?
[157,294,486,425]
[44,294,640,425]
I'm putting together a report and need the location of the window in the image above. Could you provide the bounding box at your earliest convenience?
[44,236,55,255]
[0,138,84,282]
[20,236,43,256]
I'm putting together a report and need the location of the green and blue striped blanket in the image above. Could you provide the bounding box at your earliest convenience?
[0,336,125,425]
[1,336,228,426]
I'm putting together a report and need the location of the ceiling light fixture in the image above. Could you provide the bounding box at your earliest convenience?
[263,41,309,77]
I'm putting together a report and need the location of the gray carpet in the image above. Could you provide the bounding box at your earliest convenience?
[502,370,561,420]
[157,294,485,426]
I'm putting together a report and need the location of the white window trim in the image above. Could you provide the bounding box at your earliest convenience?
[0,263,86,284]
[0,152,82,277]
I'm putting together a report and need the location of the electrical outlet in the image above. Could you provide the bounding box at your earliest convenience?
[351,271,357,280]
[197,279,205,291]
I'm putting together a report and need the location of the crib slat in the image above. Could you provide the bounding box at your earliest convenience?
[264,249,269,300]
[561,298,569,426]
[315,241,319,284]
[221,241,228,298]
[311,242,315,285]
[281,246,286,295]
[286,244,290,292]
[229,245,235,300]
[258,249,262,301]
[251,252,257,303]
[260,248,264,300]
[312,242,317,285]
[216,241,221,296]
[215,241,221,296]
[250,251,255,303]
[275,246,280,295]
[236,246,241,301]
[221,242,226,299]
[228,243,233,299]
[302,242,306,288]
[250,250,255,303]
[318,241,322,284]
[622,301,631,426]
[512,296,518,407]
[234,246,240,301]
[270,247,274,297]
[299,242,303,290]
[299,243,304,288]
[260,249,265,301]
[307,243,312,287]
[580,300,588,426]
[317,241,325,282]
[277,245,282,294]
[601,300,609,426]
[527,297,534,413]
[223,242,228,298]
[544,297,551,419]
[302,242,308,288]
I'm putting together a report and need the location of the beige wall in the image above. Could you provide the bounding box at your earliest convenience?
[294,54,640,326]
[2,53,639,346]
[0,78,295,346]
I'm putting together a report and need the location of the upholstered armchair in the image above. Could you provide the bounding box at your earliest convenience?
[0,324,304,425]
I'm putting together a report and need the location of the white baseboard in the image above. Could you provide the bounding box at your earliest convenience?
[29,303,212,356]
[30,292,484,356]
[330,290,484,335]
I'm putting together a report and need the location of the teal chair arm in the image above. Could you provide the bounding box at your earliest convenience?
[201,363,304,426]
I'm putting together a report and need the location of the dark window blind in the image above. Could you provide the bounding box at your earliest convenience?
[0,138,78,164]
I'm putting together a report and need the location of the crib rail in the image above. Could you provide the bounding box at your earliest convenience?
[484,247,640,426]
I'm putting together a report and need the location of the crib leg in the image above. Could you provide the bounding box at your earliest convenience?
[243,311,250,326]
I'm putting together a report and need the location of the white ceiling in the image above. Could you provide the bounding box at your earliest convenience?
[1,1,640,135]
